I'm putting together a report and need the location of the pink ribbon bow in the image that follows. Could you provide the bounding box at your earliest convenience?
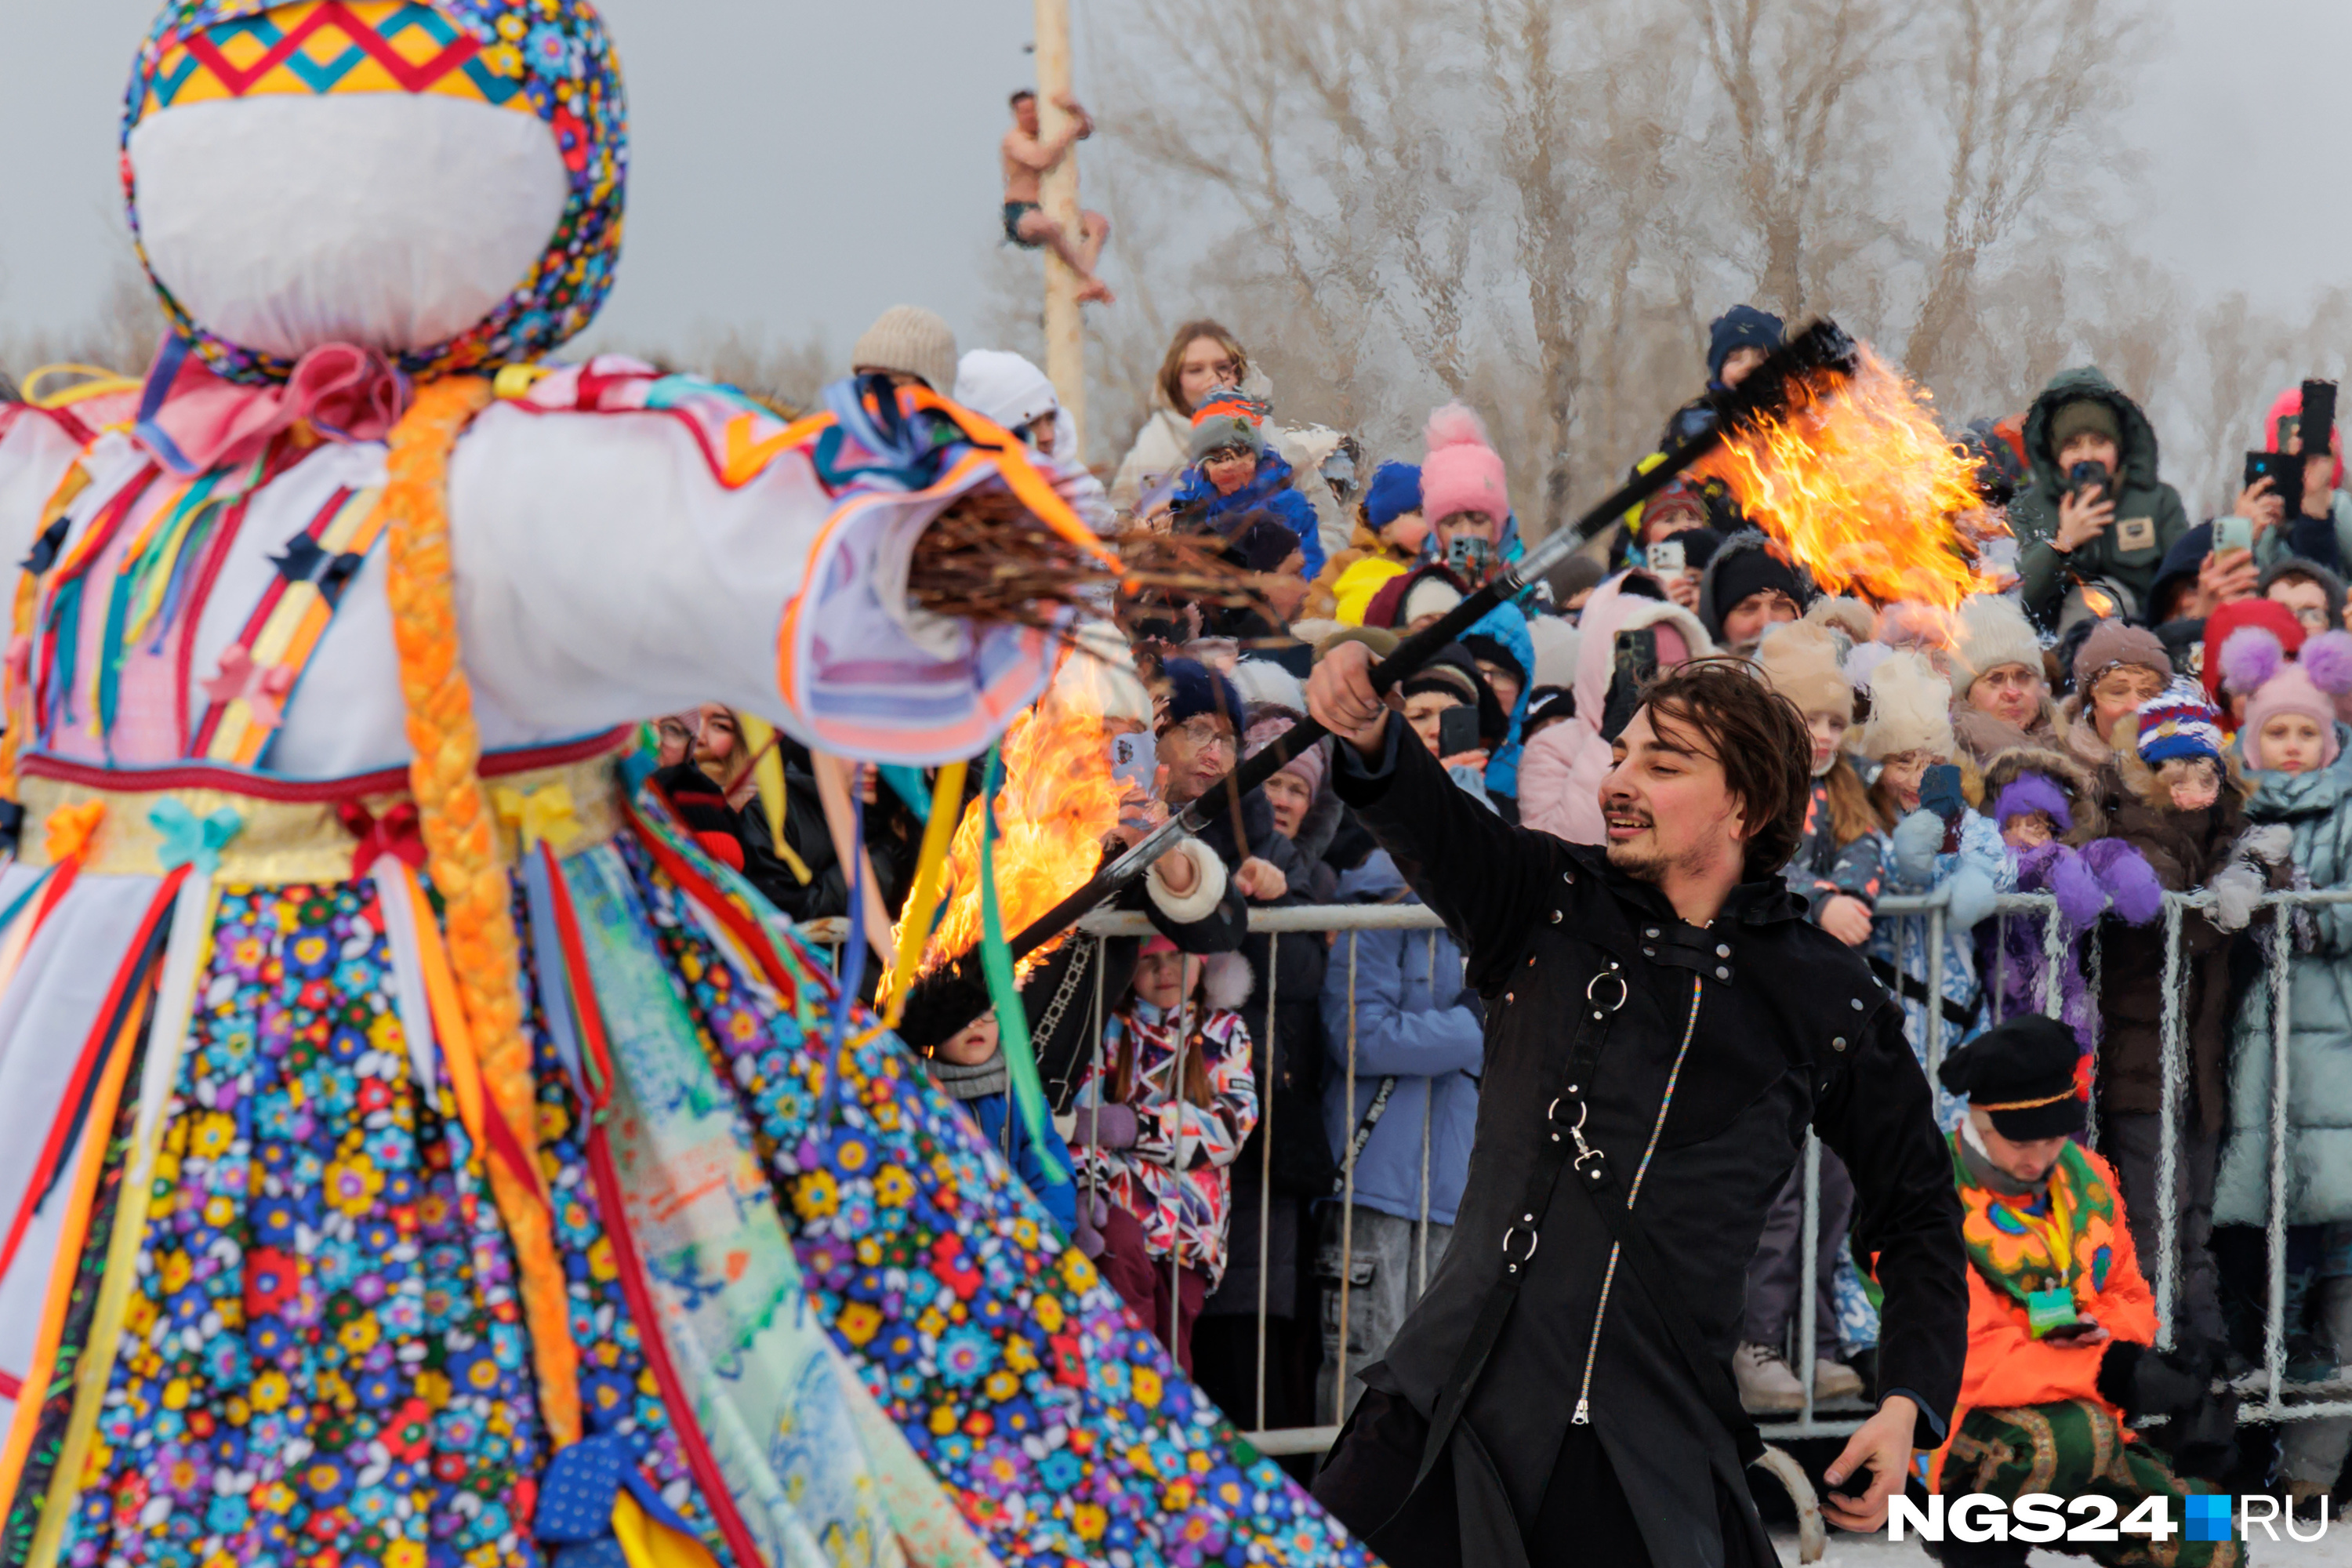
[135,337,410,477]
[201,644,296,729]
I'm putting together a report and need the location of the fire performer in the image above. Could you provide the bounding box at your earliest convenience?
[1304,648,1968,1567]
[0,4,1367,1565]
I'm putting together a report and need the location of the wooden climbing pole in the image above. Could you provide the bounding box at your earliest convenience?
[1033,0,1087,461]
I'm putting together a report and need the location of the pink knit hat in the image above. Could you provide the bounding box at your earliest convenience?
[2223,626,2352,770]
[1244,713,1329,797]
[1419,403,1509,528]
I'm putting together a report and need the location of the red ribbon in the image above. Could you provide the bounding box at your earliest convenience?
[339,799,425,881]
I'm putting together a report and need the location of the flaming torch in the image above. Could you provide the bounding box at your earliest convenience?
[898,320,1973,1050]
[880,686,1129,1005]
[1694,343,1999,610]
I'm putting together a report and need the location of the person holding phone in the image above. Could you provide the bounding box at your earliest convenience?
[2009,369,2192,630]
[993,648,1254,1111]
[1312,460,1428,625]
[1628,480,1714,613]
[2263,380,2352,572]
[1517,574,1715,844]
[1395,652,1508,802]
[1418,402,1516,587]
[1920,1018,2240,1568]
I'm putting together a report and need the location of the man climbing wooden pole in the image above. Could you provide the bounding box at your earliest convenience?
[1021,0,1099,456]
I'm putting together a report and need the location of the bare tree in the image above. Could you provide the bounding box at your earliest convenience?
[1684,0,1902,319]
[1902,0,2139,384]
[0,257,165,388]
[1083,0,2163,539]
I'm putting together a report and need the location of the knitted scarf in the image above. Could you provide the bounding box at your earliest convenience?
[927,1051,1010,1102]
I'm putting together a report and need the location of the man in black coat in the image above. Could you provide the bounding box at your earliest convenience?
[1303,648,1968,1568]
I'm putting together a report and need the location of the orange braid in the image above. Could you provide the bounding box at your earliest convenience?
[376,377,581,1445]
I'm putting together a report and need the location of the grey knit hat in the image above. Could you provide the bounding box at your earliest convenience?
[851,306,958,394]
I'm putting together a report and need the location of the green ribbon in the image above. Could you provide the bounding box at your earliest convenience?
[149,798,244,876]
[977,744,1067,1188]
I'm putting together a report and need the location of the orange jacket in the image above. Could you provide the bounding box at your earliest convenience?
[1925,1147,2158,1491]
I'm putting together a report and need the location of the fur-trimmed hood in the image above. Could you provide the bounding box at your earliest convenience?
[2112,727,2249,815]
[1980,744,2108,847]
[2053,691,2125,771]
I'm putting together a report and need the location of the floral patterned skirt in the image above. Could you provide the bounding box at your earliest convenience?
[13,805,1376,1568]
[622,832,1375,1566]
[36,876,720,1568]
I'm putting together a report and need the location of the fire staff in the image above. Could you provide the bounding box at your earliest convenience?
[1304,649,1969,1568]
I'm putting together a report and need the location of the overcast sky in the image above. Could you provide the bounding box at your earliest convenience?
[2,0,2347,371]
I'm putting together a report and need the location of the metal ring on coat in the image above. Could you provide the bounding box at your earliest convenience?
[1585,970,1628,1012]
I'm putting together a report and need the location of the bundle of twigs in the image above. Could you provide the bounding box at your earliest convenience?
[906,486,1270,633]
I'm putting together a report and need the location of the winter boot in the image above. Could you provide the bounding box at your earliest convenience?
[1734,1342,1806,1414]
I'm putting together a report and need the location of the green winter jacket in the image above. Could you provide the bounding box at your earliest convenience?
[2215,734,2352,1226]
[2010,367,2193,628]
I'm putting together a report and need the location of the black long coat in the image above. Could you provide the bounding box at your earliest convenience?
[1331,717,1967,1568]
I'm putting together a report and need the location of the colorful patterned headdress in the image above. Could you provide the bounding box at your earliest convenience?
[1188,387,1269,461]
[125,1,627,385]
[2136,680,2223,768]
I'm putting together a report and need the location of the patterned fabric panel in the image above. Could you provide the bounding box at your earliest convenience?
[135,3,536,116]
[616,833,1376,1566]
[55,874,727,1568]
[125,1,627,386]
[60,882,545,1568]
[508,880,731,1564]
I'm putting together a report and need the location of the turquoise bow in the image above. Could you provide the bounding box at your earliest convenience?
[150,800,244,876]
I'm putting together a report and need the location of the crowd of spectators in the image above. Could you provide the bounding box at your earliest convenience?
[659,301,2352,1516]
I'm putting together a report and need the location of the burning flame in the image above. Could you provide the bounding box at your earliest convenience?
[884,692,1128,994]
[1697,343,2002,610]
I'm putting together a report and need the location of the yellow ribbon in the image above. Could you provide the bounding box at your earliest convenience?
[21,365,142,412]
[878,760,968,1033]
[493,781,583,854]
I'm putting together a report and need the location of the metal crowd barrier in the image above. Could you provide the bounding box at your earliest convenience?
[813,884,2352,1455]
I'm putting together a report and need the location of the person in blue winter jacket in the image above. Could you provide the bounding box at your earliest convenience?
[1167,387,1327,577]
[1461,600,1535,816]
[1314,797,1483,1421]
[925,1011,1079,1231]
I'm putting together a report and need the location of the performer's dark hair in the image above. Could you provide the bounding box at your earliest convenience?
[1639,655,1813,880]
[1011,89,1037,107]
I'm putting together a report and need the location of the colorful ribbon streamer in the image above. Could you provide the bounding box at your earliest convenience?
[977,746,1065,1186]
[880,761,967,1033]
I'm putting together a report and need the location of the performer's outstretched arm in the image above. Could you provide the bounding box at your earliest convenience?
[448,397,1061,765]
[1326,710,1556,990]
